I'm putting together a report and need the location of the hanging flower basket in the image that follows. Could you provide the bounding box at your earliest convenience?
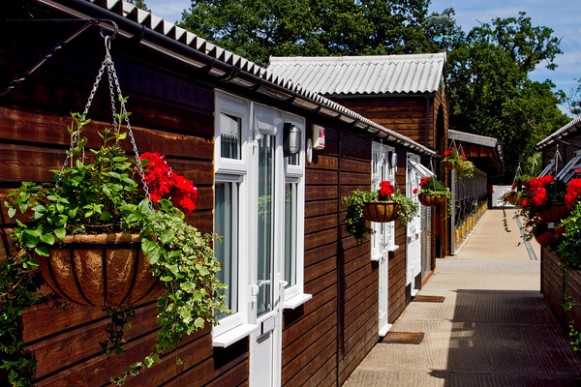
[363,201,401,223]
[38,233,163,307]
[418,193,447,207]
[537,204,569,225]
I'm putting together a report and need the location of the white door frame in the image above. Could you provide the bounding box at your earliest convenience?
[249,107,284,387]
[372,143,395,336]
[406,153,422,297]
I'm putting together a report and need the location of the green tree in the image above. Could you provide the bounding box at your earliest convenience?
[447,12,568,182]
[179,0,437,64]
[127,0,149,11]
[567,77,581,116]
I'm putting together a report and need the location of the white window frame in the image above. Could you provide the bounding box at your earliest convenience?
[214,93,250,175]
[212,92,310,347]
[213,93,256,347]
[282,113,310,309]
[556,151,581,183]
[371,142,398,261]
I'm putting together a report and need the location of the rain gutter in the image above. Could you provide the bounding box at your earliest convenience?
[34,0,436,157]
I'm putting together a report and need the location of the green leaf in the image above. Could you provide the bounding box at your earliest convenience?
[35,245,49,257]
[160,229,174,245]
[54,228,66,240]
[40,234,55,245]
[8,207,16,218]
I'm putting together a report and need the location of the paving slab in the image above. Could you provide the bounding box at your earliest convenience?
[344,209,581,387]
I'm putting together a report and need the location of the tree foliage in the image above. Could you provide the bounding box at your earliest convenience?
[178,2,570,182]
[567,77,581,116]
[179,0,437,64]
[447,12,569,181]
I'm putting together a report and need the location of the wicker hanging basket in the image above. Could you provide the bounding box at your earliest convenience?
[418,193,447,207]
[363,201,401,223]
[38,233,163,307]
[537,203,569,225]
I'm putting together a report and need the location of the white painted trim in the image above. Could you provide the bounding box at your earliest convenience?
[212,323,259,348]
[283,293,312,310]
[379,323,393,337]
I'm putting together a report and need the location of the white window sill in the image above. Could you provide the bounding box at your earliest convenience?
[371,245,400,261]
[212,323,259,348]
[283,293,312,310]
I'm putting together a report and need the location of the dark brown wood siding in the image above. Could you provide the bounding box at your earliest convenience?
[282,121,380,386]
[0,28,251,385]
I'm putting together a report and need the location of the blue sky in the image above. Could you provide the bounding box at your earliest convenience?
[146,0,580,108]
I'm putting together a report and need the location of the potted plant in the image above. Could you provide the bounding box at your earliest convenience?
[517,175,568,225]
[417,176,451,207]
[442,147,474,179]
[4,112,227,383]
[343,181,418,242]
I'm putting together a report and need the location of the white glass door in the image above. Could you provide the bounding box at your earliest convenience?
[406,154,422,296]
[250,129,283,386]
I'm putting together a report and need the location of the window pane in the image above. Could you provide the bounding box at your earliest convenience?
[285,182,297,288]
[220,113,241,159]
[257,135,274,317]
[287,152,299,166]
[215,182,238,319]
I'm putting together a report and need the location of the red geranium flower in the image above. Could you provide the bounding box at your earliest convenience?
[140,152,199,214]
[378,180,394,200]
[565,178,581,210]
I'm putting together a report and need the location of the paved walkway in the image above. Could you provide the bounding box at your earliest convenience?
[344,209,581,386]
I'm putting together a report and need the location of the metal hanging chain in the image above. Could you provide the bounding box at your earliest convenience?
[553,144,563,176]
[512,162,523,186]
[55,31,152,208]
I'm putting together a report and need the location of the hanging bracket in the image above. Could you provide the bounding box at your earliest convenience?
[0,18,118,99]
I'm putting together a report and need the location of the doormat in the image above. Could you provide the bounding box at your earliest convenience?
[381,331,424,344]
[413,295,445,303]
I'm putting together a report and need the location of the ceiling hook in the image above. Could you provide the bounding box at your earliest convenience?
[97,19,118,41]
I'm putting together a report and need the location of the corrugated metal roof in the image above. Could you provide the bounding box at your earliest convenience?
[535,115,581,151]
[449,129,499,149]
[267,54,446,95]
[33,0,436,157]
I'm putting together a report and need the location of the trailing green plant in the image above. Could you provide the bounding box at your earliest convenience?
[568,323,581,353]
[442,147,474,180]
[0,251,48,386]
[342,190,377,242]
[4,112,228,384]
[558,200,581,270]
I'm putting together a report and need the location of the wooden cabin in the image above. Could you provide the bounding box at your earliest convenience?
[535,115,581,334]
[0,0,436,385]
[268,54,450,305]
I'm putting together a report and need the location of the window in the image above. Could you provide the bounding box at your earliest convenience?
[220,113,242,159]
[213,92,310,346]
[214,179,239,321]
[371,142,398,260]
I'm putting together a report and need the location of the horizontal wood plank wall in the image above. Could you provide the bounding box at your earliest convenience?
[337,128,377,385]
[0,33,251,384]
[336,97,428,146]
[282,122,378,386]
[282,122,340,386]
